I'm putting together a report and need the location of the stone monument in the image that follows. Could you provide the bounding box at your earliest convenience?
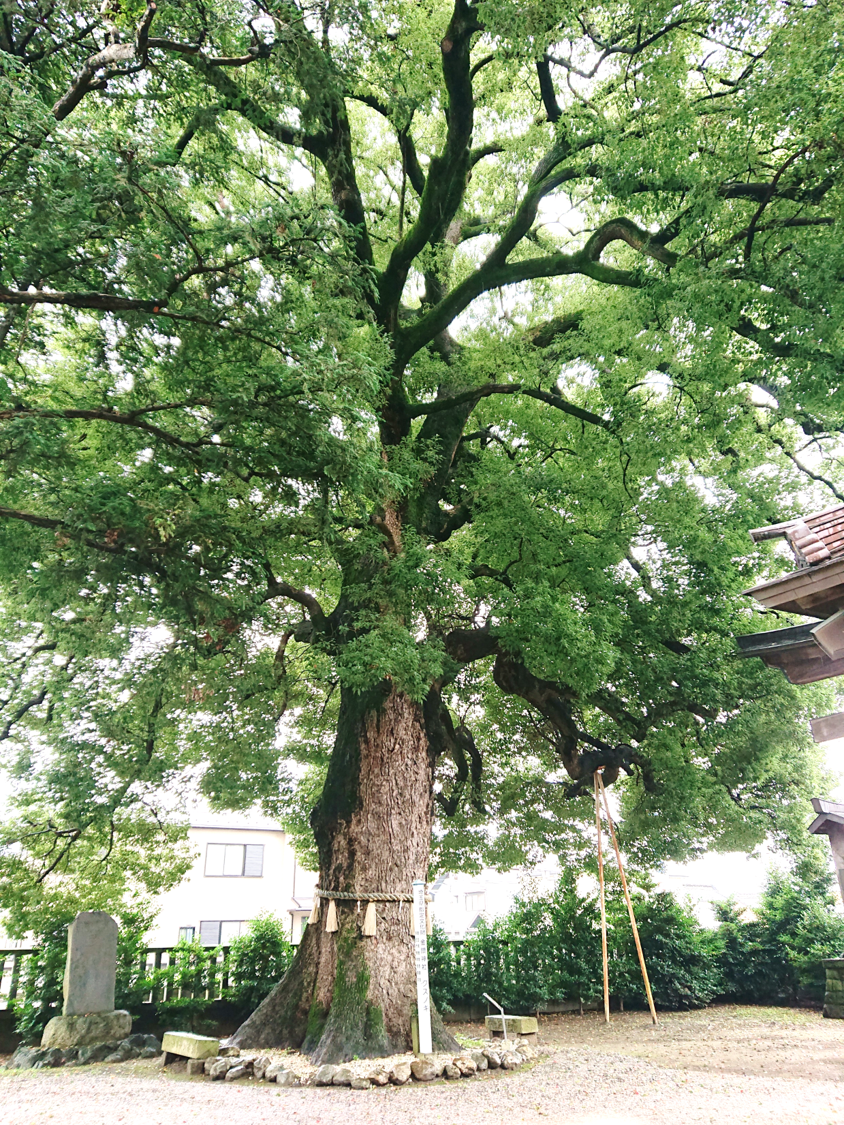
[40,911,132,1048]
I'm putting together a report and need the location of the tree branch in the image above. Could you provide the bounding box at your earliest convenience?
[52,2,158,120]
[264,568,327,622]
[0,405,215,453]
[376,0,481,321]
[408,381,612,430]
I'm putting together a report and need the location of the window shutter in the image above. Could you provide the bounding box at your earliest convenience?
[199,920,221,946]
[244,844,264,877]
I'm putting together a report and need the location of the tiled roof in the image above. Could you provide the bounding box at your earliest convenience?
[750,504,844,568]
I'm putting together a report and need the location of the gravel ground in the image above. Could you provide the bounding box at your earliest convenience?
[2,1007,843,1125]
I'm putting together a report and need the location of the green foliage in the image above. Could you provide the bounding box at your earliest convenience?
[616,893,722,1010]
[1,0,843,965]
[713,855,844,1003]
[148,939,223,1032]
[427,922,462,1014]
[226,913,295,1013]
[430,875,719,1013]
[11,912,295,1042]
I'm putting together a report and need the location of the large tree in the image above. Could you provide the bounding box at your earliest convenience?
[0,0,841,1061]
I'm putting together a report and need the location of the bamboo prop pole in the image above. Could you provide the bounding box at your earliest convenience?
[594,770,610,1024]
[597,770,658,1026]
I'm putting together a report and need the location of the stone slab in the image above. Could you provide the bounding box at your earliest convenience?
[63,911,118,1016]
[485,1015,538,1035]
[161,1031,220,1060]
[41,1011,131,1049]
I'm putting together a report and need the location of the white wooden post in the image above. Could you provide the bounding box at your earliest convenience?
[412,880,432,1055]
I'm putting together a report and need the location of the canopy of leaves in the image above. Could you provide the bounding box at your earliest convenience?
[0,0,842,917]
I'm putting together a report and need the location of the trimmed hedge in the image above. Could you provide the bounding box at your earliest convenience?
[430,864,844,1014]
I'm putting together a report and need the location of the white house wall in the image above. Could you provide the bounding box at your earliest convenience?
[145,825,315,946]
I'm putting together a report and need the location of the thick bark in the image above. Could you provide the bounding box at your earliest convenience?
[231,683,458,1062]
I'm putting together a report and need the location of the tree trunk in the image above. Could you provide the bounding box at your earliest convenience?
[231,682,459,1062]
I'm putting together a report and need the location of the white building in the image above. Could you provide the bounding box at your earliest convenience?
[430,857,561,939]
[144,811,316,947]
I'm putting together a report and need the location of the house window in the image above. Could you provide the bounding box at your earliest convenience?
[464,891,485,912]
[204,842,264,877]
[199,920,247,946]
[178,926,195,942]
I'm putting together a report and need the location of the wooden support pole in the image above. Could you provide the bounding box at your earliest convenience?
[597,771,658,1026]
[594,770,610,1024]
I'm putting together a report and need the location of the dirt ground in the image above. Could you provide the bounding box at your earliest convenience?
[455,1002,844,1082]
[1,1004,843,1125]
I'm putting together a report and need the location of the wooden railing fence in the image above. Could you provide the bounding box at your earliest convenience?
[0,945,236,1011]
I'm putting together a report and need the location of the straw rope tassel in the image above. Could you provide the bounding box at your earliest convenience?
[324,898,338,933]
[409,901,415,935]
[362,901,377,937]
[308,898,320,926]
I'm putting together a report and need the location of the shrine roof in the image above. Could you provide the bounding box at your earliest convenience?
[736,623,844,683]
[749,503,844,568]
[809,797,844,836]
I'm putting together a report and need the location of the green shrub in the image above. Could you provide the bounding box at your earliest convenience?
[226,913,294,1014]
[713,857,844,1004]
[148,939,223,1031]
[617,892,721,1010]
[428,922,460,1013]
[430,875,715,1014]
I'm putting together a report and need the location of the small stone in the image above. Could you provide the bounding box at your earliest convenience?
[204,1057,220,1075]
[502,1053,522,1069]
[7,1046,43,1070]
[390,1061,412,1084]
[454,1055,477,1076]
[33,1048,65,1069]
[444,1063,461,1079]
[218,1045,241,1057]
[332,1066,354,1086]
[187,1058,206,1076]
[210,1058,238,1080]
[411,1057,439,1081]
[350,1077,372,1090]
[224,1064,248,1081]
[139,1046,159,1059]
[367,1069,390,1086]
[252,1055,272,1080]
[264,1061,286,1081]
[519,1044,536,1060]
[314,1064,338,1086]
[124,1033,160,1050]
[275,1069,298,1086]
[103,1049,128,1064]
[469,1050,488,1071]
[78,1042,120,1065]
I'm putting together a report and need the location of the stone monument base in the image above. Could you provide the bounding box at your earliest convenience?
[41,1011,132,1049]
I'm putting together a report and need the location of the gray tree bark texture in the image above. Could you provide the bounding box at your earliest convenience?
[231,684,459,1062]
